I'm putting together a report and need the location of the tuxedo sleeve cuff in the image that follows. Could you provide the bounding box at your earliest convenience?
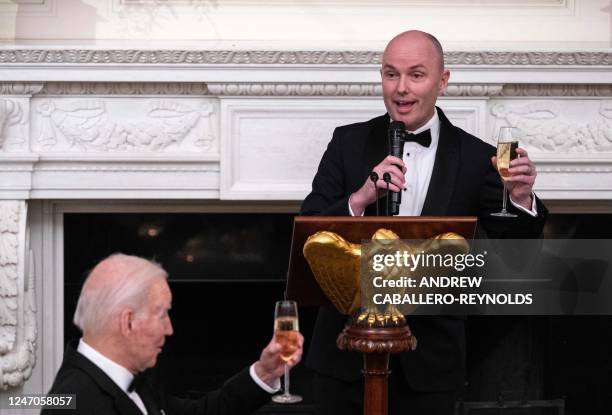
[249,363,281,394]
[509,192,538,217]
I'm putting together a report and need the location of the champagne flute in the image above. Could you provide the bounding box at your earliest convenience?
[271,300,302,404]
[491,126,519,218]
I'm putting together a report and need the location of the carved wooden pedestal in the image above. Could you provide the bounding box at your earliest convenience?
[337,324,416,415]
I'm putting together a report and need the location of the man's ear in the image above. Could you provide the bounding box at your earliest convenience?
[119,309,134,337]
[438,69,450,96]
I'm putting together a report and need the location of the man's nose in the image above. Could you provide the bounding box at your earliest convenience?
[165,318,174,336]
[397,75,409,94]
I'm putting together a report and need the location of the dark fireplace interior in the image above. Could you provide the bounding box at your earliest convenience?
[64,212,612,414]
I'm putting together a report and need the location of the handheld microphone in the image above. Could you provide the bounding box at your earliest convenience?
[388,121,406,215]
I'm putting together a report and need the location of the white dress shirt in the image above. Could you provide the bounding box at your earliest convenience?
[399,111,440,216]
[77,338,280,415]
[350,110,537,217]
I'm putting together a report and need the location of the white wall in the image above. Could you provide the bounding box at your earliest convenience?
[0,0,610,50]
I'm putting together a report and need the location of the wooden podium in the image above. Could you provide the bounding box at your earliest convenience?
[286,216,476,415]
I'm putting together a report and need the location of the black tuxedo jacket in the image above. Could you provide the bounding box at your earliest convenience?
[42,342,271,415]
[300,108,547,391]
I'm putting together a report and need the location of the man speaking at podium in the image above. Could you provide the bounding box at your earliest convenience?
[300,30,547,415]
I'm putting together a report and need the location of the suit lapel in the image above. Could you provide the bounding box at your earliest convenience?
[113,394,147,415]
[421,107,461,216]
[64,344,149,415]
[362,113,390,173]
[137,384,162,415]
[363,114,390,216]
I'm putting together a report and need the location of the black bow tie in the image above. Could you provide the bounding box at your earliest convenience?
[128,373,163,415]
[128,373,145,393]
[404,129,432,148]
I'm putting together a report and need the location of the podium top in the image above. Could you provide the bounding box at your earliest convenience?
[285,216,477,306]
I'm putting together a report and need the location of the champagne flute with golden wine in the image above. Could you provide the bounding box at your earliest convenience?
[271,300,302,404]
[491,126,519,218]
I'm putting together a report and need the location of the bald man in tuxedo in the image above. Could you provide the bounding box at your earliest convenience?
[301,30,547,415]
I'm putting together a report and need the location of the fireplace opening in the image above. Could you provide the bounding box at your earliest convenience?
[63,212,612,414]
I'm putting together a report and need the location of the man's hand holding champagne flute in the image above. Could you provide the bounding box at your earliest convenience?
[252,301,303,397]
[490,126,538,217]
[271,300,304,404]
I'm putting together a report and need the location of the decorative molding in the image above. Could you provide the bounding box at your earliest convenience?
[500,84,612,97]
[33,98,218,152]
[538,167,612,173]
[444,84,504,97]
[0,99,26,151]
[0,50,382,65]
[40,82,209,96]
[207,83,382,96]
[0,83,44,96]
[27,82,612,98]
[444,52,610,66]
[490,100,612,152]
[0,202,20,353]
[337,325,416,354]
[0,200,36,390]
[34,165,216,172]
[0,50,609,66]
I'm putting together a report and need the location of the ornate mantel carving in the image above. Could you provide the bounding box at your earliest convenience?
[0,76,610,202]
[30,82,612,98]
[0,201,36,390]
[490,101,612,152]
[0,50,609,66]
[33,98,217,152]
[0,41,611,203]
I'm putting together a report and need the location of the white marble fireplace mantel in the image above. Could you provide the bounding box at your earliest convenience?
[0,47,611,407]
[0,48,610,201]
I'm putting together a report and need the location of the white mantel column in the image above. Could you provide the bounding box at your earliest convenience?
[0,200,35,391]
[0,84,40,395]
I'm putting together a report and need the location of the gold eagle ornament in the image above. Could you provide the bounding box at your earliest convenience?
[303,229,469,327]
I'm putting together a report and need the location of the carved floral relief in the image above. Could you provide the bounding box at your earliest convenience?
[0,99,27,151]
[490,100,612,152]
[33,98,218,152]
[0,201,36,390]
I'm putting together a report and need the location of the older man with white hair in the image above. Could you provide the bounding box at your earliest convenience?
[43,253,303,415]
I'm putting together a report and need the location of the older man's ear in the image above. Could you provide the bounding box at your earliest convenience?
[119,309,134,336]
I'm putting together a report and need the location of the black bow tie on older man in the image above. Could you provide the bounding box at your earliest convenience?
[128,373,163,415]
[128,373,145,393]
[403,129,432,148]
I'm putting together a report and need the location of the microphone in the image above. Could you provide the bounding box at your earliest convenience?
[382,172,392,216]
[370,172,380,216]
[388,121,406,215]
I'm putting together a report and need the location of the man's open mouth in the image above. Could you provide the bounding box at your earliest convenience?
[395,100,416,111]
